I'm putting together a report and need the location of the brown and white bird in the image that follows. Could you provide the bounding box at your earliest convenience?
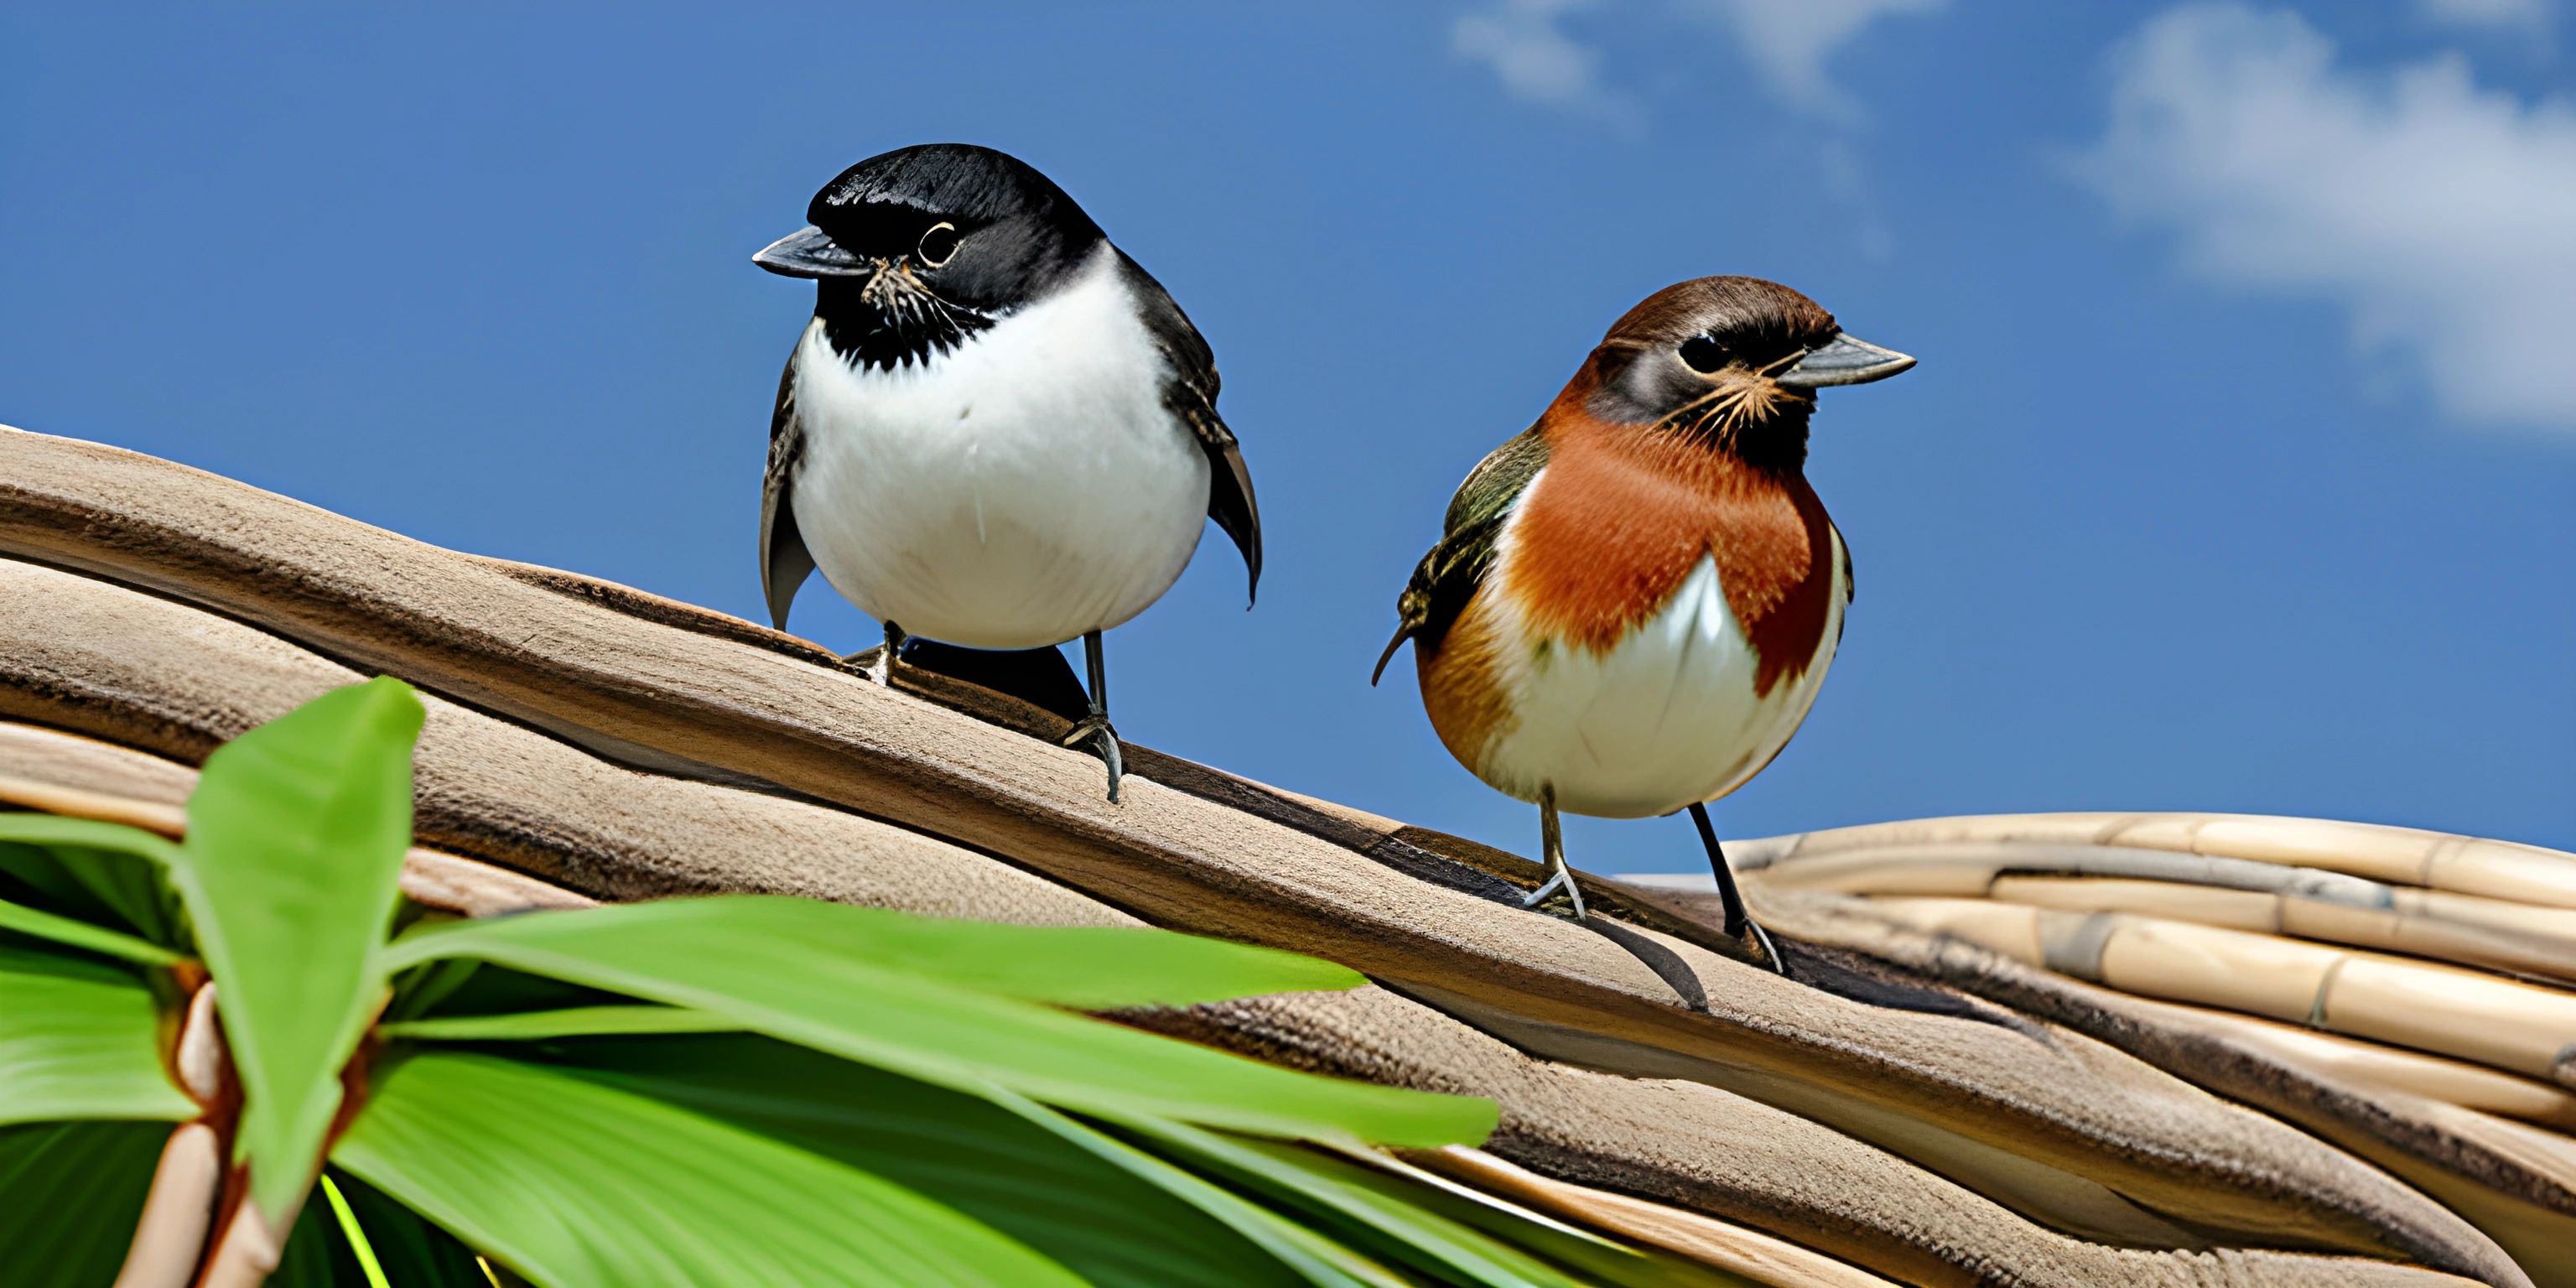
[1374,277,1913,963]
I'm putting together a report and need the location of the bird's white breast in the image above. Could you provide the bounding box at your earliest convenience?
[789,247,1211,649]
[1467,507,1846,819]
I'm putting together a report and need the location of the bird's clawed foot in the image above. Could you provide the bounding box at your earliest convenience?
[1740,917,1787,975]
[1523,787,1587,918]
[873,621,906,687]
[1064,629,1124,805]
[1689,802,1788,974]
[1519,868,1589,919]
[1059,713,1124,804]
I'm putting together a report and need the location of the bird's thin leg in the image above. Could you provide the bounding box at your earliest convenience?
[1058,629,1124,804]
[1690,802,1784,973]
[875,621,906,687]
[1520,787,1587,919]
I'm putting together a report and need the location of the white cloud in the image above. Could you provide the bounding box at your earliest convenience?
[1449,0,1937,122]
[1682,0,1945,122]
[2072,4,2576,431]
[1451,0,1638,124]
[2415,0,2555,37]
[1447,0,1938,257]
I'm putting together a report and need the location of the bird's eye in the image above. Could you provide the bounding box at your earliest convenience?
[916,222,960,267]
[1678,335,1730,373]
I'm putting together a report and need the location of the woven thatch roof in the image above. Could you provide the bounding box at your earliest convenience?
[3,423,2568,1287]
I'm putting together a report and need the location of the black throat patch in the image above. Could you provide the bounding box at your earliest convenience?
[813,276,996,372]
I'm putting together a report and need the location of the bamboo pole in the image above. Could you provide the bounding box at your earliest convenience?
[1741,814,2576,908]
[1862,897,2576,1083]
[1739,842,2576,982]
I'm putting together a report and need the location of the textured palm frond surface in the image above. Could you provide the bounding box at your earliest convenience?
[2,423,2567,1288]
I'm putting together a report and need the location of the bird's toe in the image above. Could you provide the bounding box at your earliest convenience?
[1061,714,1124,804]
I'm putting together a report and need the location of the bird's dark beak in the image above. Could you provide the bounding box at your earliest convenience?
[1777,334,1916,390]
[752,226,870,278]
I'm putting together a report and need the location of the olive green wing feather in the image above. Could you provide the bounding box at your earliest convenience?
[1371,428,1550,683]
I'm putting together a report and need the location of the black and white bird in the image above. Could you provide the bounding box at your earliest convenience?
[754,143,1259,802]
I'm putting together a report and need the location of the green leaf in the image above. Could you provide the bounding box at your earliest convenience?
[0,835,180,948]
[993,1092,1410,1288]
[528,1032,1331,1288]
[0,1119,173,1288]
[320,1175,394,1288]
[331,1169,496,1287]
[174,677,425,1224]
[382,902,1492,1148]
[1119,1120,1608,1288]
[271,1169,494,1288]
[0,841,95,917]
[379,1005,743,1041]
[272,1191,367,1288]
[333,1049,1088,1287]
[0,944,194,1125]
[388,896,1363,1009]
[383,956,481,1024]
[60,839,182,948]
[0,813,185,867]
[0,894,187,966]
[0,818,186,951]
[395,958,621,1020]
[1306,1150,1754,1288]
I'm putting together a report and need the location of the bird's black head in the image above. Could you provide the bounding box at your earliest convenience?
[1587,276,1914,473]
[753,144,1107,369]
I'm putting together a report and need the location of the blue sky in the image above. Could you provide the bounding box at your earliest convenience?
[4,2,2570,866]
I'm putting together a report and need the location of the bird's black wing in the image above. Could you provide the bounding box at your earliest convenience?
[758,355,818,631]
[1118,252,1259,604]
[1371,428,1551,683]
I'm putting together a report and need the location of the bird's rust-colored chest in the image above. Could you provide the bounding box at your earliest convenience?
[1501,416,1837,699]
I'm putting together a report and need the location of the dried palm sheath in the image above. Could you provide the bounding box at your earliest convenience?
[0,588,2487,1288]
[1729,816,2576,912]
[0,423,2543,1285]
[1729,844,2576,984]
[1624,815,2576,1282]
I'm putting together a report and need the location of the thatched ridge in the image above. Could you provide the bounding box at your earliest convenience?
[4,424,2569,1287]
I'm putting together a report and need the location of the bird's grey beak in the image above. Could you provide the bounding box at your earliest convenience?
[1777,334,1917,390]
[752,226,870,278]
